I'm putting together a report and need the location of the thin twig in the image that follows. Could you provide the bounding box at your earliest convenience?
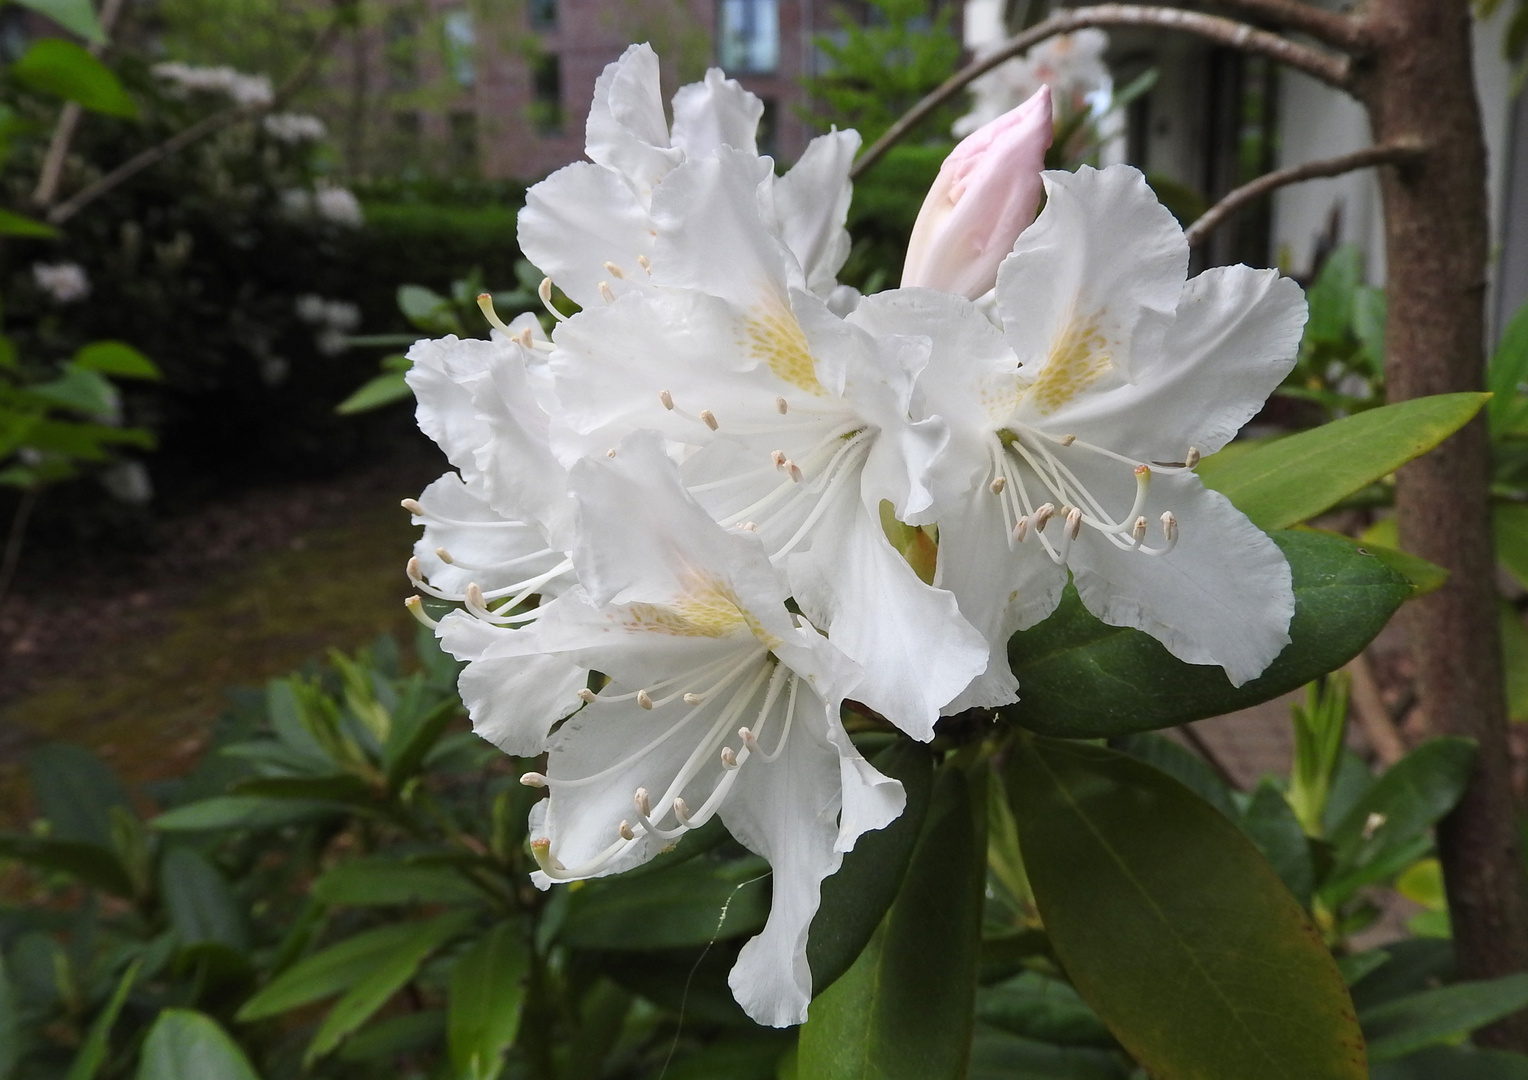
[46,13,346,225]
[1346,651,1407,766]
[1176,724,1243,790]
[1182,141,1423,247]
[852,5,1352,177]
[1202,0,1367,50]
[0,488,39,608]
[32,0,130,208]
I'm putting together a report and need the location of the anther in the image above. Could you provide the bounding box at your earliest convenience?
[673,797,694,825]
[784,459,803,483]
[637,254,652,273]
[604,261,625,279]
[738,521,758,532]
[990,476,1007,494]
[466,583,487,609]
[659,389,675,410]
[1065,506,1083,540]
[619,820,636,840]
[683,693,704,705]
[520,772,548,788]
[634,788,651,816]
[606,448,617,458]
[775,396,788,414]
[598,281,616,303]
[637,689,654,710]
[538,277,567,321]
[515,327,534,348]
[529,838,556,872]
[407,556,424,583]
[1161,511,1178,541]
[1011,517,1029,542]
[1362,811,1386,839]
[577,688,597,704]
[401,498,425,515]
[699,409,719,431]
[1059,433,1077,446]
[1032,503,1056,532]
[404,595,438,628]
[1131,516,1148,547]
[739,726,758,750]
[720,747,739,769]
[476,292,512,333]
[435,547,454,564]
[1185,446,1202,469]
[771,450,787,469]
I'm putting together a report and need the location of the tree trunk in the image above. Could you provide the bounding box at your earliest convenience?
[1360,0,1528,1048]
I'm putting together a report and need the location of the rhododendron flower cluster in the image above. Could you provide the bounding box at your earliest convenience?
[403,44,1305,1027]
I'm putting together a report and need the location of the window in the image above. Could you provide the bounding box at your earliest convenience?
[449,111,479,171]
[530,53,563,135]
[717,0,779,74]
[443,8,476,88]
[529,0,557,30]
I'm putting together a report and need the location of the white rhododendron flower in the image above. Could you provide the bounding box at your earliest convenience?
[262,112,328,142]
[954,29,1113,139]
[152,61,274,107]
[439,433,903,1027]
[32,262,89,303]
[879,165,1303,708]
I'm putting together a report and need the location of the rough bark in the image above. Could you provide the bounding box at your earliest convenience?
[1358,0,1528,1048]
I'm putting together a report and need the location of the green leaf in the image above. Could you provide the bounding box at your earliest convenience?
[1305,246,1361,344]
[23,364,117,417]
[448,922,529,1080]
[968,1031,1129,1080]
[976,972,1116,1048]
[0,208,56,237]
[1496,503,1528,590]
[1007,736,1366,1080]
[231,774,373,803]
[238,912,472,1021]
[25,743,133,847]
[1113,733,1237,821]
[72,342,159,380]
[21,419,152,459]
[1502,603,1528,722]
[1241,780,1317,909]
[807,740,934,993]
[10,0,106,43]
[559,856,769,951]
[63,959,139,1080]
[382,697,457,790]
[1363,974,1528,1062]
[160,847,249,951]
[12,40,137,118]
[1197,393,1489,530]
[1004,530,1411,737]
[336,371,412,414]
[0,834,133,895]
[1321,737,1476,902]
[337,1010,444,1063]
[305,912,475,1064]
[311,857,481,906]
[152,796,348,832]
[136,1010,260,1080]
[0,954,22,1080]
[396,284,461,334]
[1492,299,1528,433]
[1371,1045,1528,1079]
[796,764,985,1080]
[1356,518,1449,596]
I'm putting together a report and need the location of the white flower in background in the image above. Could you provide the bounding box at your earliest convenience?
[99,460,152,505]
[32,262,89,303]
[295,295,361,354]
[545,145,988,739]
[151,61,274,107]
[871,165,1304,708]
[438,432,903,1028]
[519,43,862,312]
[262,112,327,143]
[954,29,1113,139]
[315,185,364,227]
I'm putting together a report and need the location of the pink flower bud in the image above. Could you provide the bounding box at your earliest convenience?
[901,86,1053,299]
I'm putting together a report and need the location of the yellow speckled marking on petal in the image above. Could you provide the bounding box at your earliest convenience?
[1028,313,1113,414]
[741,296,826,396]
[621,573,782,649]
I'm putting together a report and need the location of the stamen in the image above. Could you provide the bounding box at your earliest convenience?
[673,797,694,825]
[577,688,597,704]
[783,459,803,483]
[1162,511,1177,540]
[598,281,616,303]
[538,278,568,321]
[404,596,438,629]
[637,254,652,274]
[990,476,1007,494]
[637,690,655,710]
[1131,516,1148,549]
[634,788,651,817]
[401,498,425,515]
[1011,517,1029,543]
[476,292,512,333]
[619,820,636,840]
[520,772,547,788]
[1059,434,1076,446]
[606,448,617,458]
[1185,446,1201,469]
[699,409,719,431]
[604,261,625,279]
[659,389,675,410]
[775,396,788,414]
[736,521,758,532]
[515,327,534,348]
[435,547,454,564]
[771,450,787,469]
[529,838,562,872]
[684,693,704,705]
[407,555,424,584]
[1066,507,1083,539]
[1031,503,1056,533]
[720,746,739,769]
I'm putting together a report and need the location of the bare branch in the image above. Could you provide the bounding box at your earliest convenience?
[1346,652,1407,766]
[1183,141,1422,247]
[45,14,346,226]
[852,5,1352,178]
[1202,0,1368,51]
[32,0,130,208]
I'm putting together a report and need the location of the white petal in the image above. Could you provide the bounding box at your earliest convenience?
[1031,266,1307,461]
[772,130,860,297]
[790,495,988,740]
[996,165,1186,420]
[1063,464,1294,686]
[405,336,500,479]
[584,43,681,195]
[670,68,763,159]
[518,161,654,309]
[468,347,575,546]
[410,473,562,597]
